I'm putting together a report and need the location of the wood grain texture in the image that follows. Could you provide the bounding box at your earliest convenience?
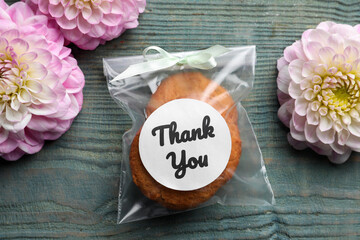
[1,0,360,239]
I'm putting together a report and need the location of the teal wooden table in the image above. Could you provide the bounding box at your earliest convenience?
[1,0,360,239]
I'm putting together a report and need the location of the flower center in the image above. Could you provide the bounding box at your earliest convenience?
[0,67,19,103]
[333,87,351,103]
[0,40,33,114]
[318,73,360,114]
[305,64,360,130]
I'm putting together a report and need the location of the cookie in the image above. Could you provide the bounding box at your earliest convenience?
[130,72,242,210]
[146,72,238,125]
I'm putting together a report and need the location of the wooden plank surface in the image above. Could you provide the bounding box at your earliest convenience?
[1,0,360,239]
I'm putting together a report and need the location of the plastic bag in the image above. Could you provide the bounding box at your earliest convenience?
[103,46,274,224]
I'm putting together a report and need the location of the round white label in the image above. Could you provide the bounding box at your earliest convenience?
[139,99,232,191]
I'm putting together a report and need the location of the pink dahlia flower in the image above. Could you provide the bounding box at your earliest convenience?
[0,1,84,160]
[24,0,146,50]
[277,21,360,164]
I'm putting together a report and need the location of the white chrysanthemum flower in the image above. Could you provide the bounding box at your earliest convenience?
[0,1,84,160]
[277,21,360,163]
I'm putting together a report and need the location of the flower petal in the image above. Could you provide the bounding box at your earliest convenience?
[308,141,332,155]
[332,54,346,68]
[289,81,302,99]
[1,150,26,161]
[319,47,335,65]
[344,46,359,62]
[307,29,330,44]
[27,115,57,132]
[284,45,298,63]
[277,65,291,94]
[10,38,29,55]
[304,41,323,61]
[287,133,307,150]
[49,0,61,4]
[292,112,306,132]
[33,48,52,67]
[99,1,112,14]
[277,57,288,71]
[58,93,80,120]
[319,116,333,132]
[338,129,350,145]
[71,35,100,50]
[277,89,291,105]
[293,40,308,61]
[18,89,32,103]
[49,3,65,18]
[62,67,85,93]
[10,96,20,111]
[31,84,57,104]
[289,119,306,141]
[327,34,344,54]
[13,112,31,132]
[0,37,8,51]
[45,119,71,139]
[56,15,77,30]
[304,122,319,143]
[328,150,351,164]
[27,63,48,80]
[5,104,23,123]
[26,80,43,94]
[18,140,43,154]
[87,8,103,24]
[330,23,357,38]
[348,121,360,137]
[82,6,92,20]
[278,99,294,127]
[0,128,9,144]
[1,29,19,41]
[27,102,59,116]
[317,21,336,32]
[20,52,38,62]
[314,64,327,75]
[87,22,107,38]
[101,13,121,27]
[330,138,348,155]
[288,59,304,84]
[61,28,83,42]
[0,137,18,154]
[301,60,318,78]
[37,0,50,14]
[346,134,360,151]
[294,97,308,116]
[316,127,335,144]
[77,15,91,34]
[64,5,79,20]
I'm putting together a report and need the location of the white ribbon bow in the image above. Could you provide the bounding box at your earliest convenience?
[111,45,230,82]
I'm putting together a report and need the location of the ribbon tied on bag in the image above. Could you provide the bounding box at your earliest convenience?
[111,45,231,82]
